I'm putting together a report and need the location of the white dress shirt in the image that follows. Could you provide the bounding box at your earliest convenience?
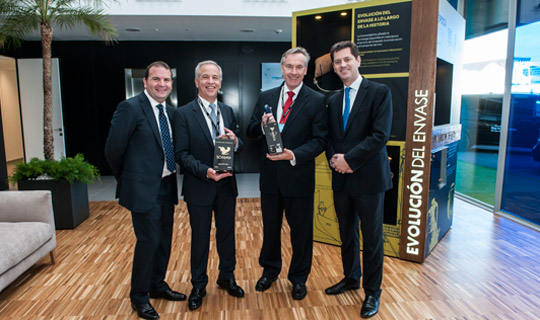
[342,76,363,115]
[277,82,303,132]
[198,96,239,152]
[198,96,224,142]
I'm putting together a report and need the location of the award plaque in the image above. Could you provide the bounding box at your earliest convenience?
[214,138,235,172]
[263,121,283,155]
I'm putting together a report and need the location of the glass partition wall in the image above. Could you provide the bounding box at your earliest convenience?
[457,28,508,206]
[500,12,540,226]
[456,0,509,206]
[456,0,540,230]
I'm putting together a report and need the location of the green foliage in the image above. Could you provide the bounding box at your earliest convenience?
[9,157,47,182]
[9,154,100,184]
[0,0,118,49]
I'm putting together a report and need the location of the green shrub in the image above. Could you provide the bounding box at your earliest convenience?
[9,154,100,184]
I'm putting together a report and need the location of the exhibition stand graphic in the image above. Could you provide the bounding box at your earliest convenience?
[294,0,465,262]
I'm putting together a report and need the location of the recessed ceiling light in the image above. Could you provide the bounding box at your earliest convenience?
[240,28,255,33]
[125,28,141,32]
[340,12,348,16]
[315,15,322,20]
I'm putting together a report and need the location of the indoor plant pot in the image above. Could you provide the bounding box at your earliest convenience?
[9,154,100,229]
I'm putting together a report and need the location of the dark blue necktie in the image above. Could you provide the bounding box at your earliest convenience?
[157,104,175,173]
[343,87,351,131]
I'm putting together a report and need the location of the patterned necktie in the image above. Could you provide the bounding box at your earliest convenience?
[343,87,351,131]
[280,91,295,124]
[209,102,218,140]
[156,104,175,173]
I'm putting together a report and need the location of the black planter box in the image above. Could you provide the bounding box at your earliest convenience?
[17,179,89,229]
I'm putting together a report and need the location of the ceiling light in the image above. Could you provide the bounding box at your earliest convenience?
[240,28,255,33]
[125,28,141,32]
[315,15,322,20]
[340,12,348,16]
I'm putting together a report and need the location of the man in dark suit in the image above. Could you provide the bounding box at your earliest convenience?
[105,61,185,320]
[173,60,244,311]
[247,47,328,300]
[324,41,393,318]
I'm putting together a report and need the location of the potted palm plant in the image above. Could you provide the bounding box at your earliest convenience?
[0,0,118,160]
[9,154,100,229]
[0,1,117,228]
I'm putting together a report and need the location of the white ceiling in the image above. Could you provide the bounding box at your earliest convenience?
[24,15,293,42]
[19,0,365,43]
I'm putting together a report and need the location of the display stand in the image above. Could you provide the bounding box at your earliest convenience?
[294,0,464,262]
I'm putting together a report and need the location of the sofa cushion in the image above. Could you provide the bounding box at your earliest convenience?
[0,222,54,275]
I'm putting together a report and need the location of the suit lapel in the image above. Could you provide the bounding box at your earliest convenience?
[334,89,345,136]
[219,102,230,129]
[344,77,368,135]
[259,85,281,121]
[166,105,175,121]
[269,87,281,120]
[190,99,214,146]
[139,94,163,148]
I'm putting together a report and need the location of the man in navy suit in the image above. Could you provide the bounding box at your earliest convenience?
[173,60,244,311]
[105,61,185,320]
[324,41,393,318]
[247,47,328,300]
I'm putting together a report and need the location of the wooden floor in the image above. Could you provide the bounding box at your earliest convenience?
[1,198,540,319]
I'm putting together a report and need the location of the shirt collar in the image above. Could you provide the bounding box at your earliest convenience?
[144,90,166,109]
[198,95,218,110]
[284,82,303,96]
[345,76,362,92]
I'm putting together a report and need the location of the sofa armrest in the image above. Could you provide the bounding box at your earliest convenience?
[0,190,55,227]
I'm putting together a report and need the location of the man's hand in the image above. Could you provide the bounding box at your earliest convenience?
[218,127,238,147]
[262,112,276,125]
[330,154,353,174]
[266,148,294,161]
[207,168,232,181]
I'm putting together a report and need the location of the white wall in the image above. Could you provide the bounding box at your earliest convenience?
[17,58,65,160]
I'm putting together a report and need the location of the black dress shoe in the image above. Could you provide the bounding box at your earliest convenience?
[188,287,206,310]
[361,294,380,318]
[291,283,307,300]
[131,302,159,320]
[217,278,245,297]
[325,278,360,295]
[255,276,278,292]
[149,288,187,301]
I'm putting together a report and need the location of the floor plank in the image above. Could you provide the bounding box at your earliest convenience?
[1,198,539,319]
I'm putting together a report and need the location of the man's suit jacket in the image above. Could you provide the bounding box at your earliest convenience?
[173,99,243,206]
[326,77,393,194]
[247,84,328,198]
[105,92,178,213]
